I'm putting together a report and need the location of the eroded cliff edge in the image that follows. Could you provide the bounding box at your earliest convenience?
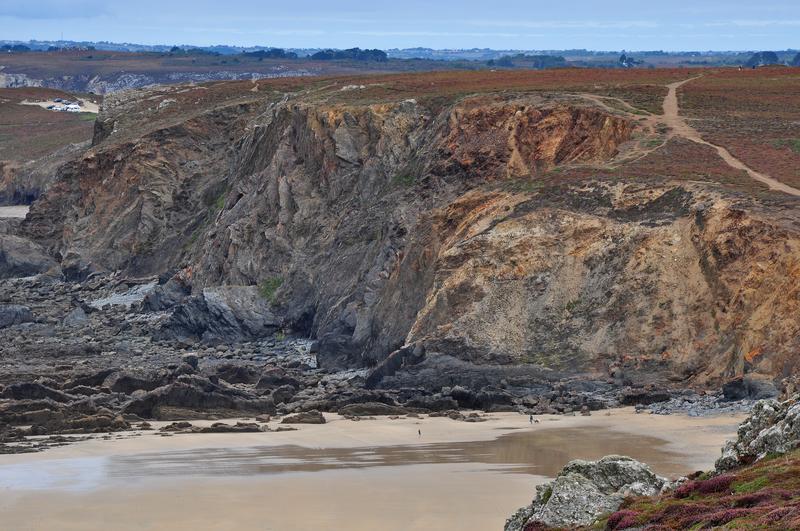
[20,80,800,392]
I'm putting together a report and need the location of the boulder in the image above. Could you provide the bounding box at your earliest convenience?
[122,375,274,419]
[104,371,168,394]
[62,306,88,327]
[281,410,326,424]
[196,422,262,433]
[214,363,260,385]
[505,456,667,530]
[0,305,34,329]
[716,394,800,471]
[181,353,200,370]
[0,233,59,279]
[255,367,299,390]
[722,375,779,401]
[1,383,74,403]
[270,385,297,405]
[141,274,191,311]
[338,402,408,416]
[619,388,672,406]
[157,285,280,343]
[402,395,459,411]
[63,368,118,389]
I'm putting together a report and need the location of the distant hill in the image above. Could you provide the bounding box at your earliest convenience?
[792,53,800,67]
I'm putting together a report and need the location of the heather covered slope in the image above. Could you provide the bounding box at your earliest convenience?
[507,395,800,531]
[19,68,800,390]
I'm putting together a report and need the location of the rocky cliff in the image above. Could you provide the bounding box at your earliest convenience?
[20,78,800,391]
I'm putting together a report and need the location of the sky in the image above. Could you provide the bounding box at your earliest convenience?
[1,0,799,51]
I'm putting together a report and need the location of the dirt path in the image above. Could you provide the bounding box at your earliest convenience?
[662,77,800,196]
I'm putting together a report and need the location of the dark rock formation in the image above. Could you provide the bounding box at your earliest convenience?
[281,410,326,424]
[157,286,280,343]
[0,304,34,329]
[0,234,59,279]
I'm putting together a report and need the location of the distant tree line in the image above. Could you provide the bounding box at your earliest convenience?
[310,48,388,62]
[1,44,31,52]
[243,49,298,59]
[487,54,566,69]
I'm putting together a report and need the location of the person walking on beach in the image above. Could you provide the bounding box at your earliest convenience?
[529,415,533,424]
[418,429,421,438]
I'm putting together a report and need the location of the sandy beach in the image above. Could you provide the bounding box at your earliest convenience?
[0,408,744,531]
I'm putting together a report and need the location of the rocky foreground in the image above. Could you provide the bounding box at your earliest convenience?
[506,394,800,530]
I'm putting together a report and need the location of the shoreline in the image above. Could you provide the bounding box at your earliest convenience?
[1,407,744,471]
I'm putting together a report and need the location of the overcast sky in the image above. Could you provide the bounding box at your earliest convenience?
[2,0,799,51]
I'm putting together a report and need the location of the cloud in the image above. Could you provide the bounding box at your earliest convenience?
[704,19,800,27]
[343,30,540,38]
[0,0,111,19]
[461,19,660,30]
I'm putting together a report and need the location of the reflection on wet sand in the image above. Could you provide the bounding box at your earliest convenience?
[107,426,687,479]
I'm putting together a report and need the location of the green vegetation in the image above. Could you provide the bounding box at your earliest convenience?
[565,299,581,312]
[393,173,416,186]
[78,112,97,121]
[259,276,283,304]
[213,193,226,212]
[732,475,770,494]
[772,138,800,154]
[641,137,664,148]
[540,485,553,504]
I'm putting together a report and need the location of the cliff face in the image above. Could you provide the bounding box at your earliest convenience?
[22,80,800,388]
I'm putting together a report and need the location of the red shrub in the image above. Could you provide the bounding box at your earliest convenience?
[704,508,755,526]
[522,521,547,531]
[606,510,639,530]
[696,474,736,495]
[759,506,800,524]
[674,474,736,498]
[733,488,793,508]
[673,481,698,498]
[657,502,714,521]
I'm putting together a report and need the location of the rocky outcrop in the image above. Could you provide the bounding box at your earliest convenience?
[716,394,800,471]
[0,234,60,279]
[505,456,668,530]
[0,141,90,206]
[281,410,326,424]
[157,286,280,343]
[0,305,34,329]
[122,375,275,420]
[18,78,800,390]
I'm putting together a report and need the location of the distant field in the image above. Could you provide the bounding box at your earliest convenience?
[0,87,97,161]
[3,66,799,203]
[680,67,800,188]
[0,49,479,81]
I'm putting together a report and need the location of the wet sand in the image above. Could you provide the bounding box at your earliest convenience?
[0,408,744,531]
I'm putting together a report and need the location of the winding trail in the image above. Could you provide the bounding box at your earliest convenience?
[661,77,800,197]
